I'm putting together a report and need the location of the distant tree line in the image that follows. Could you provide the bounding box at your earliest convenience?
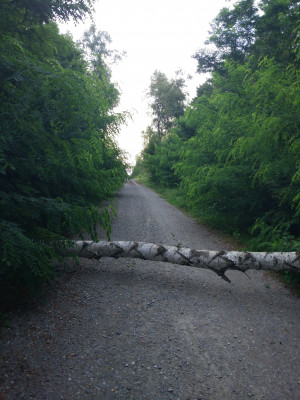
[0,0,127,300]
[132,0,300,252]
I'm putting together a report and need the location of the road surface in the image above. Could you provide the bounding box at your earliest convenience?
[1,180,299,399]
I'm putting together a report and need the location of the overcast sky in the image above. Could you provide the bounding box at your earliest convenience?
[60,0,233,165]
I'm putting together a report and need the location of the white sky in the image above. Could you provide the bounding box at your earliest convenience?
[60,0,233,165]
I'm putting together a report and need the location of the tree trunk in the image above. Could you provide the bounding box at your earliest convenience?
[67,241,300,282]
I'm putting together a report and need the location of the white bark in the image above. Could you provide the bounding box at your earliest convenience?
[67,241,300,282]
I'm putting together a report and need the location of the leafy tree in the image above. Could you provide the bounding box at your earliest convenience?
[147,70,186,139]
[175,55,300,247]
[0,0,127,301]
[140,131,182,187]
[135,0,300,252]
[193,0,259,74]
[0,0,94,26]
[193,0,300,74]
[132,71,187,185]
[254,0,300,65]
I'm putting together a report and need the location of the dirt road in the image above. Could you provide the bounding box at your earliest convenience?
[1,181,300,399]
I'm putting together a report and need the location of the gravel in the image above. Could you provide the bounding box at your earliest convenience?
[1,180,300,399]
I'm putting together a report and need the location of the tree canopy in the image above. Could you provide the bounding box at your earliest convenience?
[147,70,186,139]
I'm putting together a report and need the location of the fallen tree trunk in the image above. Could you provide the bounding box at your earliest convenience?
[67,241,300,282]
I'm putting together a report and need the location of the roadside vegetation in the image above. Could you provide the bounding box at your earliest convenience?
[132,0,300,290]
[0,0,128,303]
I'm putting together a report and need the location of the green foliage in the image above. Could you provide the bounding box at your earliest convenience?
[147,70,186,138]
[132,70,187,186]
[0,220,55,300]
[0,0,94,26]
[175,56,300,244]
[249,218,300,251]
[193,0,259,74]
[0,0,127,302]
[255,0,300,66]
[131,155,149,181]
[193,0,300,73]
[135,0,300,252]
[142,133,182,187]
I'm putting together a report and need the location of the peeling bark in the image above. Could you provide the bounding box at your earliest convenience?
[68,241,300,282]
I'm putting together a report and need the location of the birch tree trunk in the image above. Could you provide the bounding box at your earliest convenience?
[68,241,300,282]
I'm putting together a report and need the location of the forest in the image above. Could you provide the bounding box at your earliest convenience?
[0,0,128,300]
[132,0,300,254]
[1,0,299,301]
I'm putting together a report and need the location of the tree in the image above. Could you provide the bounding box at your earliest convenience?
[0,0,127,300]
[174,55,300,247]
[134,0,300,253]
[147,70,186,139]
[138,130,182,187]
[193,0,300,75]
[254,0,300,66]
[131,71,187,185]
[193,0,258,74]
[0,0,94,27]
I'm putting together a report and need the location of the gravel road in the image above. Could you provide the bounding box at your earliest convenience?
[1,180,300,400]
